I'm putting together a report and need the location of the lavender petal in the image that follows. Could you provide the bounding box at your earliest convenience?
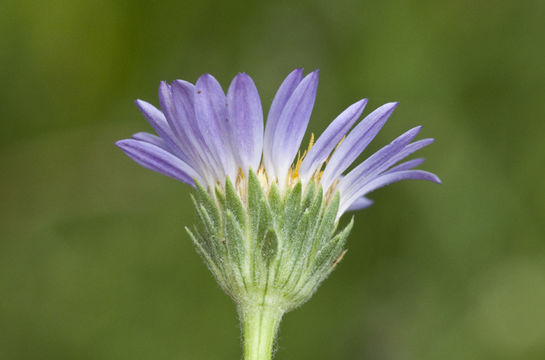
[321,102,398,190]
[135,99,190,163]
[170,79,224,183]
[115,139,201,185]
[270,70,319,183]
[227,73,264,174]
[380,138,435,173]
[299,99,368,183]
[339,170,441,215]
[166,80,195,140]
[339,126,422,196]
[131,132,169,151]
[195,74,237,180]
[346,196,374,211]
[263,68,304,179]
[383,158,425,174]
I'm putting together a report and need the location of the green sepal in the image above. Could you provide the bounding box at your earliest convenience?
[301,181,317,210]
[312,191,340,254]
[261,227,278,264]
[311,217,353,277]
[287,218,353,308]
[281,181,302,241]
[215,184,226,208]
[186,226,233,297]
[247,172,274,282]
[282,188,324,291]
[189,170,353,312]
[225,209,247,274]
[267,182,283,225]
[195,180,221,232]
[225,177,247,230]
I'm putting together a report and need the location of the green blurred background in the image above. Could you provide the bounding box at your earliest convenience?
[1,0,544,359]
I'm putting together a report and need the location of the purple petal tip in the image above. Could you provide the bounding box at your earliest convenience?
[383,101,400,115]
[356,98,369,108]
[409,125,423,136]
[196,73,212,85]
[115,139,129,149]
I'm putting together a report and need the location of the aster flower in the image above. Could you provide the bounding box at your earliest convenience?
[116,69,440,360]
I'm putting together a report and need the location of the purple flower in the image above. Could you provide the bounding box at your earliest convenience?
[116,69,440,217]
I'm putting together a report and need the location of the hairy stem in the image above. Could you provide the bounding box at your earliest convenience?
[240,304,284,360]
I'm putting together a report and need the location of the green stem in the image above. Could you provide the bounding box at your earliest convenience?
[240,304,284,360]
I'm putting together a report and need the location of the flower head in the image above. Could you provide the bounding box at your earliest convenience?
[116,69,440,219]
[116,69,440,359]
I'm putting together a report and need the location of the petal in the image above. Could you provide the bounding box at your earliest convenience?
[299,99,368,182]
[321,102,398,190]
[195,74,238,180]
[170,80,224,183]
[227,73,264,174]
[164,80,194,141]
[158,81,178,133]
[338,126,422,196]
[115,139,201,185]
[270,70,319,183]
[346,197,374,211]
[344,139,434,194]
[339,170,441,215]
[263,68,304,179]
[384,158,425,174]
[135,99,190,162]
[131,132,169,151]
[358,169,441,194]
[381,138,435,172]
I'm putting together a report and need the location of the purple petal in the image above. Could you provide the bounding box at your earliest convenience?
[344,139,434,193]
[358,169,441,194]
[299,99,368,182]
[159,81,222,185]
[165,80,195,140]
[384,158,425,174]
[339,170,441,215]
[381,138,435,172]
[135,99,190,163]
[170,80,224,182]
[132,132,169,151]
[263,68,304,179]
[270,70,319,183]
[115,139,201,185]
[321,102,398,190]
[195,74,237,180]
[168,80,211,165]
[227,73,264,174]
[346,196,374,211]
[158,81,178,133]
[339,126,422,195]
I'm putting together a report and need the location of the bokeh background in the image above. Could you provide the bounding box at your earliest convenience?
[1,0,544,359]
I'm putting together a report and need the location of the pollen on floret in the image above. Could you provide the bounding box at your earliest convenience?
[231,132,345,205]
[288,133,316,186]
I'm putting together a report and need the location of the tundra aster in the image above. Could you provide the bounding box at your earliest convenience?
[116,69,440,360]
